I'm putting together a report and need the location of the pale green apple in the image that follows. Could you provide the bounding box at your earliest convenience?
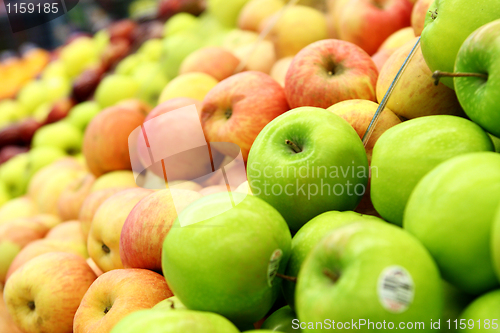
[137,39,163,62]
[152,296,186,311]
[60,37,99,78]
[247,107,369,231]
[94,74,140,109]
[161,32,204,79]
[283,211,385,309]
[64,101,101,131]
[43,76,71,102]
[133,62,169,106]
[0,181,11,207]
[162,192,292,326]
[41,60,68,80]
[0,154,29,198]
[420,0,500,88]
[453,19,500,138]
[32,102,53,123]
[93,29,111,56]
[261,305,300,333]
[489,198,500,281]
[115,54,148,76]
[26,146,67,179]
[32,122,83,155]
[207,0,251,28]
[158,72,217,103]
[110,309,240,333]
[404,152,500,295]
[458,289,500,332]
[296,221,443,332]
[163,12,199,37]
[0,99,28,125]
[371,115,494,226]
[441,280,474,325]
[17,80,48,115]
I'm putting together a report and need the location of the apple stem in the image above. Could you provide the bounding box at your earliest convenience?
[432,70,488,86]
[27,301,35,311]
[323,268,339,283]
[276,272,298,283]
[102,244,110,254]
[285,140,302,153]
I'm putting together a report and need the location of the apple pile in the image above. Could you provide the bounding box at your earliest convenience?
[1,0,500,332]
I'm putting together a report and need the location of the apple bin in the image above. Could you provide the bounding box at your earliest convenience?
[1,0,500,332]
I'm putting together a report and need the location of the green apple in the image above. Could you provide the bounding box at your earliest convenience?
[32,122,83,155]
[162,192,292,326]
[152,296,186,311]
[296,221,443,331]
[282,211,384,309]
[404,152,500,294]
[137,39,163,62]
[133,62,169,106]
[26,146,67,179]
[0,181,11,207]
[115,54,148,76]
[161,32,204,79]
[457,289,500,332]
[207,0,251,28]
[60,37,99,78]
[17,80,48,115]
[32,102,53,123]
[0,154,29,198]
[420,0,500,88]
[490,198,500,280]
[489,134,500,153]
[163,12,199,38]
[371,115,494,226]
[64,101,101,131]
[247,107,369,231]
[110,309,240,333]
[94,74,140,109]
[453,19,500,138]
[158,72,217,103]
[261,305,301,333]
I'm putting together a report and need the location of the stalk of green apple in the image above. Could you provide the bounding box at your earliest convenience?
[431,70,488,86]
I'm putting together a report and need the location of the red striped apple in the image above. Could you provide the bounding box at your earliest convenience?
[4,252,97,333]
[201,71,289,161]
[180,47,241,81]
[73,268,173,333]
[285,39,378,109]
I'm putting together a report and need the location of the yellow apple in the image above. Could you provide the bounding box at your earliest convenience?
[45,220,85,243]
[260,5,328,58]
[270,56,293,87]
[90,170,138,192]
[158,72,219,103]
[376,38,465,119]
[0,288,23,333]
[371,26,416,71]
[57,173,96,221]
[87,188,152,272]
[233,39,276,74]
[237,0,284,31]
[0,196,38,226]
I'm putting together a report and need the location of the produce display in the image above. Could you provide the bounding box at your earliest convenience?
[0,0,500,332]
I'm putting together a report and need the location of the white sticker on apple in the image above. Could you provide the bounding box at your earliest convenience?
[377,265,414,313]
[267,249,283,288]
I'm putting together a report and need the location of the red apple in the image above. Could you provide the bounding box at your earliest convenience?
[73,268,173,333]
[284,39,378,109]
[146,97,201,117]
[0,288,23,333]
[120,188,202,272]
[270,56,294,87]
[336,0,413,55]
[201,71,289,161]
[180,47,241,81]
[4,252,97,333]
[83,103,148,177]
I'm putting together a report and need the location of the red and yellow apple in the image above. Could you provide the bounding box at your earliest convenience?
[180,47,241,81]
